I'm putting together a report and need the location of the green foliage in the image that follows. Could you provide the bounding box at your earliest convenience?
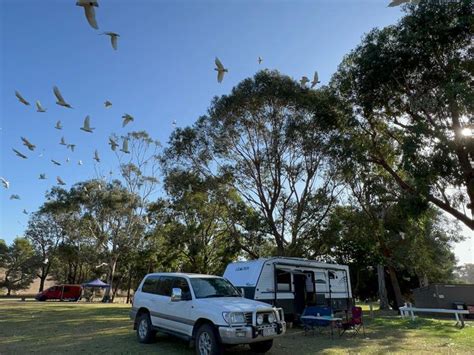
[164,70,346,255]
[330,0,474,229]
[25,212,65,291]
[0,239,8,268]
[147,170,261,274]
[0,238,38,295]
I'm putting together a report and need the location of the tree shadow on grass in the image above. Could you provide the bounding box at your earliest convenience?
[1,304,470,354]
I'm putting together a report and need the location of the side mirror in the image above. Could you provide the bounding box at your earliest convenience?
[171,288,182,302]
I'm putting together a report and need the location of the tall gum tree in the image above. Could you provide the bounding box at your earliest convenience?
[164,71,349,256]
[331,1,474,229]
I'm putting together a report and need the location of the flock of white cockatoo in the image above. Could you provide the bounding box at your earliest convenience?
[6,84,133,205]
[1,0,406,215]
[1,1,134,210]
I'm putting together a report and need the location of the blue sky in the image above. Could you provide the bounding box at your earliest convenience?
[1,0,472,263]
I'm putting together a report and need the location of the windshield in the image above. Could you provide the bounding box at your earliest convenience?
[190,277,241,299]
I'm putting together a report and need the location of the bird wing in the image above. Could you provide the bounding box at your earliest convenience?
[84,116,90,129]
[36,101,43,111]
[53,86,65,103]
[217,70,224,83]
[0,177,8,188]
[388,0,408,6]
[215,57,224,70]
[15,90,29,105]
[13,149,27,158]
[111,35,118,50]
[84,5,99,29]
[311,72,319,88]
[123,139,129,152]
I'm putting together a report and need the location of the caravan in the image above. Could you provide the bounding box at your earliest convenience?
[223,257,352,320]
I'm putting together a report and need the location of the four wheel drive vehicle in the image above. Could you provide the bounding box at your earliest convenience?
[131,273,286,354]
[35,284,82,301]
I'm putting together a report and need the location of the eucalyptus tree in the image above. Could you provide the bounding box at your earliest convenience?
[164,70,348,255]
[43,180,144,300]
[331,1,474,229]
[0,238,37,295]
[25,212,65,292]
[148,170,264,274]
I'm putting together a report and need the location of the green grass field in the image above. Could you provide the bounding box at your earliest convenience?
[0,301,473,354]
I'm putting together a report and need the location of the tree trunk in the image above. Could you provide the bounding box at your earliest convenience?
[39,276,46,293]
[377,264,389,310]
[126,267,133,304]
[105,258,117,301]
[38,263,51,292]
[418,273,429,288]
[388,266,404,309]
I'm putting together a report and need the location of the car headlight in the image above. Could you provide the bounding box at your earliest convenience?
[257,314,264,325]
[222,312,246,325]
[268,313,275,323]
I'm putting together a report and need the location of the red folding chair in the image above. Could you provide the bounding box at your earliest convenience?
[338,306,365,336]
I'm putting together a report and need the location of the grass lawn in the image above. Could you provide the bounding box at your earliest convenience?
[0,301,473,354]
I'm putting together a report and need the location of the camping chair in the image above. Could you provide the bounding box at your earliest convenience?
[300,306,332,335]
[338,306,364,336]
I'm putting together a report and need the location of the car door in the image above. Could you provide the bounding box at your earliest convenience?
[163,277,195,336]
[140,275,163,327]
[153,276,175,330]
[62,286,70,300]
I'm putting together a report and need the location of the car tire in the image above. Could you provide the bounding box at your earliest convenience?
[195,324,222,355]
[136,313,156,344]
[249,340,273,353]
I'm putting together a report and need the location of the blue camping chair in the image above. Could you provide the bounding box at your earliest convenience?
[300,306,333,335]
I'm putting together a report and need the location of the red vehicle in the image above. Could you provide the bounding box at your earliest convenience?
[35,285,82,302]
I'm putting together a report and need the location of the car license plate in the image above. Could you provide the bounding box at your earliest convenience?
[262,327,276,337]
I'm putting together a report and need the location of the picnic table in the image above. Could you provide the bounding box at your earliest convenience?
[300,315,342,338]
[400,303,470,328]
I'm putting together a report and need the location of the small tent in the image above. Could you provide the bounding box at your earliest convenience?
[82,279,110,288]
[82,279,110,302]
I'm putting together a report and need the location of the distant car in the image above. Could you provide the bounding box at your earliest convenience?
[35,285,82,302]
[131,273,286,355]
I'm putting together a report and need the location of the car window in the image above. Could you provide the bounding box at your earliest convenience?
[142,275,160,294]
[156,276,174,296]
[173,278,192,300]
[190,277,241,298]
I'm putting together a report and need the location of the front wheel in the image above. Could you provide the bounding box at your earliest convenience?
[195,324,222,355]
[136,313,156,343]
[249,339,274,353]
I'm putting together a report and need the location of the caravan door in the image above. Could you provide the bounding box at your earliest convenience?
[314,270,328,305]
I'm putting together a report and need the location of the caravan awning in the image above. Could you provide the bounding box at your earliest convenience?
[275,265,309,275]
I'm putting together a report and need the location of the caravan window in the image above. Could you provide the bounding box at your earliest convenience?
[276,270,291,292]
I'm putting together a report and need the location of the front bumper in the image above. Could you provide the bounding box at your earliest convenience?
[218,321,286,344]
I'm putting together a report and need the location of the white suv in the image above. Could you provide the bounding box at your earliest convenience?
[131,273,286,354]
